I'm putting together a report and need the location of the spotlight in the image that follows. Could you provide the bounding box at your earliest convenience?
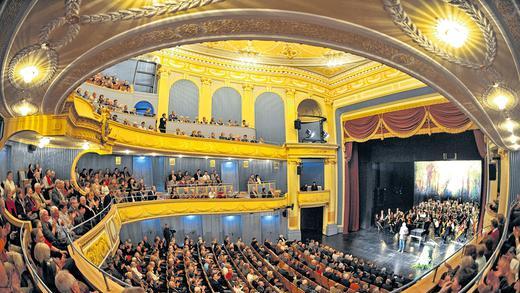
[204,156,209,160]
[124,150,131,154]
[178,154,183,158]
[19,66,39,83]
[435,19,469,48]
[81,142,90,150]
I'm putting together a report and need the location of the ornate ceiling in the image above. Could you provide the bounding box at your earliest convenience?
[0,0,518,150]
[175,40,370,78]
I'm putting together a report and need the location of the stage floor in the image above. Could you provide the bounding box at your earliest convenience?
[303,228,464,278]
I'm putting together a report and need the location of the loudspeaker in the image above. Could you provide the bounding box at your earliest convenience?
[27,144,37,153]
[489,163,497,181]
[296,165,302,175]
[294,119,301,130]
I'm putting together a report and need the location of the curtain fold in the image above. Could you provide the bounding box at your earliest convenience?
[343,102,473,142]
[349,144,360,232]
[382,107,427,137]
[473,129,487,233]
[344,116,380,141]
[343,142,359,234]
[428,103,472,129]
[343,142,353,234]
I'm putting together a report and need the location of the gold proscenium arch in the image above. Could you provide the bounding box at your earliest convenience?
[38,9,505,147]
[70,148,113,196]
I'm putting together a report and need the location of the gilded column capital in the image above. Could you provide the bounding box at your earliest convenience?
[285,88,296,97]
[324,97,334,106]
[200,77,212,86]
[325,158,337,165]
[242,83,254,92]
[287,158,301,165]
[157,67,170,80]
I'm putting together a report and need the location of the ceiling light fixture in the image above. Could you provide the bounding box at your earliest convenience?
[501,118,519,133]
[484,85,517,111]
[19,66,39,83]
[38,137,51,148]
[435,18,469,48]
[324,51,346,68]
[507,135,519,144]
[11,98,38,116]
[237,41,259,64]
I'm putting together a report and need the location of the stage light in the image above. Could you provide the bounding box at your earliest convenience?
[227,157,232,161]
[138,156,146,160]
[150,152,157,156]
[124,150,131,154]
[248,159,253,162]
[185,215,196,220]
[204,156,209,160]
[435,18,469,48]
[19,66,39,83]
[12,98,38,116]
[263,215,273,220]
[81,142,90,150]
[177,154,183,158]
[225,216,235,220]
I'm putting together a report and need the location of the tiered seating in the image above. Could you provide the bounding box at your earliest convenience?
[213,240,253,292]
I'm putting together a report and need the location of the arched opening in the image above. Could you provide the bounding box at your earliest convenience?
[168,79,199,119]
[255,92,285,144]
[134,100,154,116]
[212,87,242,123]
[297,99,326,143]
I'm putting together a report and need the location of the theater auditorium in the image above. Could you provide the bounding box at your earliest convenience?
[0,1,518,293]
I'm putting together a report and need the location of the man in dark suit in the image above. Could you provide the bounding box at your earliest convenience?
[163,223,171,245]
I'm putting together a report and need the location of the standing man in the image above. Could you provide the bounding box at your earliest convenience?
[398,222,408,253]
[158,113,167,133]
[163,223,171,245]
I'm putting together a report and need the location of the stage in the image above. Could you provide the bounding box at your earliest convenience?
[303,228,465,278]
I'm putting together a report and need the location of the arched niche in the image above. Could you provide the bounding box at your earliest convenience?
[168,79,199,119]
[212,87,242,123]
[297,99,322,117]
[255,92,285,144]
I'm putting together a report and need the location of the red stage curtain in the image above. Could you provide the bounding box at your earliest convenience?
[343,142,360,234]
[382,107,426,136]
[428,103,472,130]
[344,115,380,141]
[473,129,487,233]
[343,102,473,142]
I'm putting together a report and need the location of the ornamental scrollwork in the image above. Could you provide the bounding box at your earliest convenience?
[8,0,224,89]
[382,0,497,70]
[83,233,110,266]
